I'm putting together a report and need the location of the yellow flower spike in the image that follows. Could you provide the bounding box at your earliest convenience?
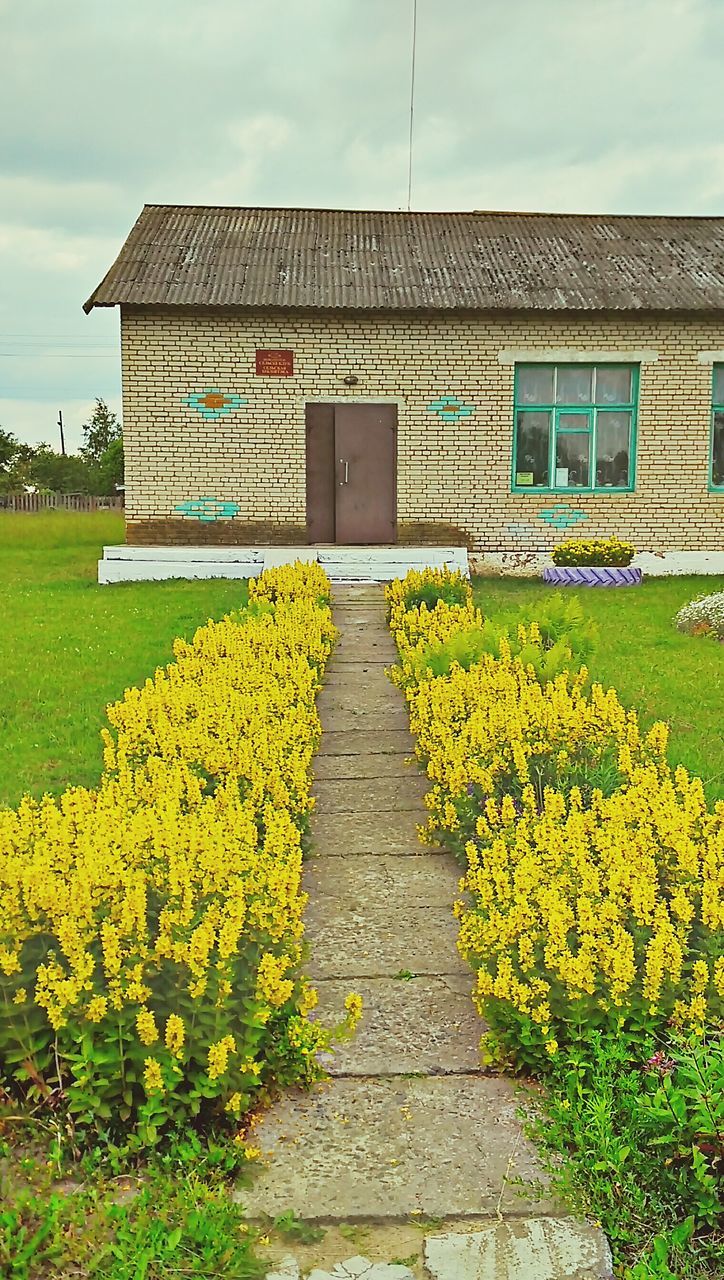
[143,1058,165,1093]
[165,1013,186,1058]
[344,991,364,1031]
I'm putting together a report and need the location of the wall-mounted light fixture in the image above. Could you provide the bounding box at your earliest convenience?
[343,374,359,386]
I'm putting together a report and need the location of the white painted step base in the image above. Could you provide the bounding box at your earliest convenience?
[97,545,469,585]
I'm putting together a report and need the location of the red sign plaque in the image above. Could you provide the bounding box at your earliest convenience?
[255,349,294,376]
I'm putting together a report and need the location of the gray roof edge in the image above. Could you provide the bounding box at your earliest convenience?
[83,203,724,314]
[136,201,724,222]
[83,205,153,314]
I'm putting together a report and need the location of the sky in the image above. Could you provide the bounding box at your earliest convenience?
[2,0,724,451]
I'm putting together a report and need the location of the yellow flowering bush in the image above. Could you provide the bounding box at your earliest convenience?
[386,568,724,1071]
[0,564,349,1143]
[551,536,636,567]
[249,558,331,603]
[394,566,471,613]
[458,771,724,1066]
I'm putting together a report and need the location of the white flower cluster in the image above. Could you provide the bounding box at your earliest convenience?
[675,591,724,640]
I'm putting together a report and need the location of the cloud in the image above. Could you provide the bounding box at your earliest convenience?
[1,0,723,442]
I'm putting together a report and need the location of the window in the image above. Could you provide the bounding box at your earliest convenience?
[513,364,638,493]
[711,365,724,489]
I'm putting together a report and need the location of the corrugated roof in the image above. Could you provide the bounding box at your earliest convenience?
[83,205,724,314]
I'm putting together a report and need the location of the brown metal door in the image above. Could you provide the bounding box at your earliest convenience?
[334,405,397,544]
[305,404,336,542]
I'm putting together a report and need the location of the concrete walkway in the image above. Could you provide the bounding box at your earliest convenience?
[243,587,611,1279]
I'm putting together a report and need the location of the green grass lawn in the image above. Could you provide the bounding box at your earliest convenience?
[473,574,724,804]
[0,512,248,807]
[0,515,721,808]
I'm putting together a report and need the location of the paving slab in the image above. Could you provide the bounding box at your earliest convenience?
[330,641,393,657]
[316,707,413,733]
[305,905,463,980]
[307,1260,415,1280]
[312,776,428,813]
[313,753,412,780]
[330,657,393,668]
[326,664,396,679]
[240,1076,554,1221]
[317,686,407,713]
[318,677,402,697]
[328,609,388,628]
[317,730,414,757]
[313,974,482,1075]
[424,1220,614,1280]
[333,589,386,598]
[303,854,461,911]
[266,1257,300,1280]
[310,810,433,857]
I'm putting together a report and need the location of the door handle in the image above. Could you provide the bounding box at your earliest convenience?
[339,459,349,485]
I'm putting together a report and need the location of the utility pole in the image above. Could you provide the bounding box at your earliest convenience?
[57,409,66,456]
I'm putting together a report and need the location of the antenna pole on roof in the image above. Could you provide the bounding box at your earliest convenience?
[406,0,417,211]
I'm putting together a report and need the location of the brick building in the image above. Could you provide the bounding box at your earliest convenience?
[85,205,724,576]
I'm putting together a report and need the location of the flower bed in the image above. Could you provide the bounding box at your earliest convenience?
[545,537,641,587]
[388,570,723,1057]
[0,562,357,1148]
[675,590,724,641]
[386,568,724,1275]
[551,536,636,567]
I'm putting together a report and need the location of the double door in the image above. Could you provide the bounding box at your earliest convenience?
[305,403,397,544]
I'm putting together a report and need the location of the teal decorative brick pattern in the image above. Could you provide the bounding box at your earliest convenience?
[427,395,475,423]
[182,390,247,419]
[537,503,588,531]
[175,497,240,522]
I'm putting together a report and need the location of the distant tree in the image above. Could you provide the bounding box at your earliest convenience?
[0,404,123,496]
[0,429,36,493]
[80,398,122,464]
[0,427,20,472]
[94,437,124,495]
[26,447,94,493]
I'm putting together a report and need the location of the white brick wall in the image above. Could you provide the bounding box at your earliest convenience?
[120,308,724,551]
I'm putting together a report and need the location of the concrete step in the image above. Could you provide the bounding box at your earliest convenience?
[311,776,428,813]
[310,810,432,857]
[98,545,469,584]
[313,974,482,1076]
[262,1219,613,1280]
[98,559,255,583]
[313,754,412,781]
[303,853,461,912]
[238,1075,555,1221]
[315,707,411,732]
[424,1220,614,1280]
[305,904,461,981]
[316,730,414,757]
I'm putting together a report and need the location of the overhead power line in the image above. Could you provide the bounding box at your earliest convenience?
[0,352,117,358]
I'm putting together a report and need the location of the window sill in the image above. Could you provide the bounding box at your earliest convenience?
[511,486,635,497]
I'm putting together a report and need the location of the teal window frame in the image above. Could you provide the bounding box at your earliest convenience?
[710,365,724,491]
[511,363,639,495]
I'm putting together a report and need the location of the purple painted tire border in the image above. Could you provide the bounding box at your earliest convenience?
[542,566,643,588]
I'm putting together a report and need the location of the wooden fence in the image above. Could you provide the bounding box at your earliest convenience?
[0,493,125,513]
